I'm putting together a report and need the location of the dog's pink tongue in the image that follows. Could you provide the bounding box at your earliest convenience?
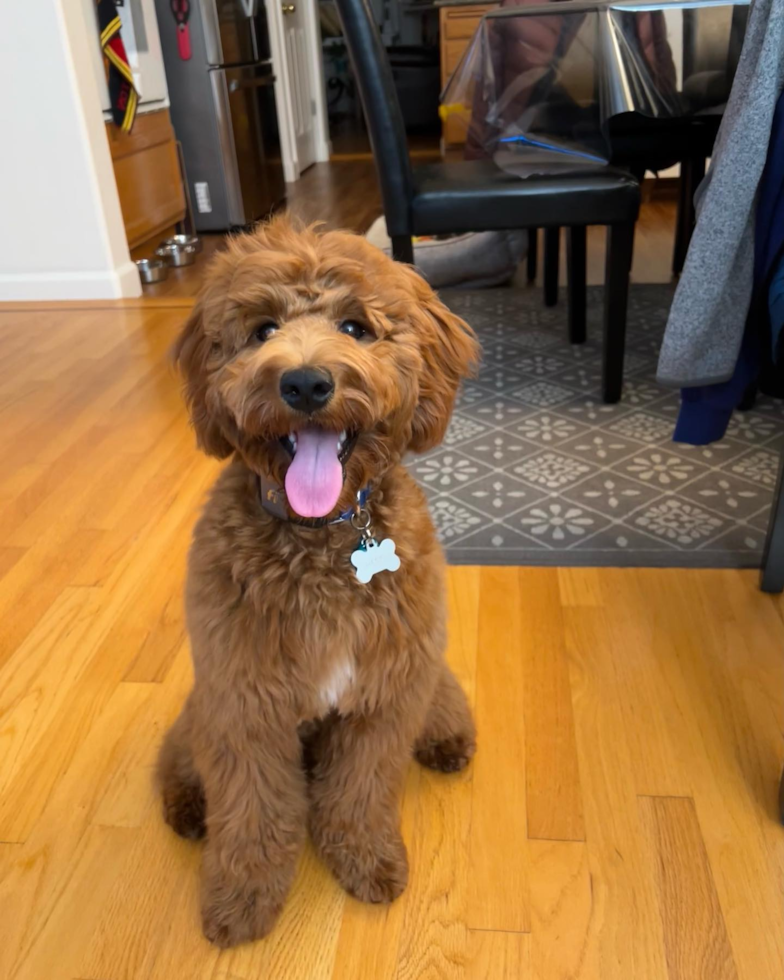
[284,428,343,518]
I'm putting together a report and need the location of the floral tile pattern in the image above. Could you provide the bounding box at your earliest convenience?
[405,285,781,566]
[509,414,589,446]
[515,500,603,545]
[441,412,490,447]
[729,449,779,489]
[513,452,594,490]
[510,380,578,408]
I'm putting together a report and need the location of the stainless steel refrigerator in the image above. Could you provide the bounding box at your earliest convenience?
[154,0,286,231]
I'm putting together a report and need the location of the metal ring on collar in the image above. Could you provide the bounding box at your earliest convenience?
[351,508,372,531]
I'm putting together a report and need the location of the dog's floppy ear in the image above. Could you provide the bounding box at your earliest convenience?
[407,276,480,453]
[171,306,233,459]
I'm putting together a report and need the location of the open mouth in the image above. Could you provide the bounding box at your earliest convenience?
[278,427,359,519]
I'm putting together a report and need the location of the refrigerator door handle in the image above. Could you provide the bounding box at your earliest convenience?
[228,74,276,93]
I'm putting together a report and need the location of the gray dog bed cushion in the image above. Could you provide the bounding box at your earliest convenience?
[365,216,528,289]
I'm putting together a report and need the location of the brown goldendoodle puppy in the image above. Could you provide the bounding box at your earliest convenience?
[157,216,480,947]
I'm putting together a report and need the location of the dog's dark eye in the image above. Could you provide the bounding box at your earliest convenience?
[251,322,279,344]
[338,320,366,341]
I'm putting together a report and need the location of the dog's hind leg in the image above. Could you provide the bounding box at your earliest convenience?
[414,664,476,773]
[157,702,206,840]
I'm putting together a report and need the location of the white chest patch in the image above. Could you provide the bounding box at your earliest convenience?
[320,658,355,709]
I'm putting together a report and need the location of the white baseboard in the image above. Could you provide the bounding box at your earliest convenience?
[0,260,142,302]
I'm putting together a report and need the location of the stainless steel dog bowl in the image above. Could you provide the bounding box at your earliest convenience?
[161,233,202,253]
[155,243,197,267]
[135,258,169,284]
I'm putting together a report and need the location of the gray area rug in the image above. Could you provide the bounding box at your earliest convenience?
[407,285,784,567]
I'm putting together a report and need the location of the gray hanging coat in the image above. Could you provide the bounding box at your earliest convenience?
[656,0,784,388]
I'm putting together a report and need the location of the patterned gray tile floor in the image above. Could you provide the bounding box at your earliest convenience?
[406,285,784,566]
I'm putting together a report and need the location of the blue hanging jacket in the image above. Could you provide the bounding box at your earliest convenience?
[673,87,784,445]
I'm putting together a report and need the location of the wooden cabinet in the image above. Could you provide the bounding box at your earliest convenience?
[106,109,186,251]
[439,3,497,147]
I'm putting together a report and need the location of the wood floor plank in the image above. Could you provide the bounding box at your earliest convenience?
[0,681,157,980]
[557,567,604,608]
[564,605,669,980]
[597,570,692,798]
[5,826,136,980]
[0,457,216,840]
[640,795,739,980]
[466,929,531,979]
[392,585,481,980]
[92,645,193,831]
[520,568,585,842]
[446,566,481,701]
[467,568,530,933]
[0,545,26,581]
[642,570,784,980]
[0,529,106,665]
[529,840,599,980]
[0,587,104,807]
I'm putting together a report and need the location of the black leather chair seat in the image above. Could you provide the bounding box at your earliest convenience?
[411,160,640,236]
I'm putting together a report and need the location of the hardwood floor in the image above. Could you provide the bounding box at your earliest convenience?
[0,164,782,979]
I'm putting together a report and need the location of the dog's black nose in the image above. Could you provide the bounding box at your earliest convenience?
[279,368,335,414]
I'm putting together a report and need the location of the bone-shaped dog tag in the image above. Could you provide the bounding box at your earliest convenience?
[351,538,401,584]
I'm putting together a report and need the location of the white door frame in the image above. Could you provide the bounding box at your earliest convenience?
[266,0,330,183]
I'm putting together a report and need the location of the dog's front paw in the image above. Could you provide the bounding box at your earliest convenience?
[415,733,475,773]
[312,820,408,904]
[200,877,283,948]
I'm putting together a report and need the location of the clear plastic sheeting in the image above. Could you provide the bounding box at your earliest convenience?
[440,0,749,176]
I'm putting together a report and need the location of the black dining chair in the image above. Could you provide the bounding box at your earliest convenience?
[334,0,641,404]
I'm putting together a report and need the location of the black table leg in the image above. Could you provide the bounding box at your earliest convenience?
[567,226,587,344]
[544,227,560,307]
[527,228,538,283]
[673,156,706,275]
[602,222,635,404]
[391,235,414,264]
[760,442,784,593]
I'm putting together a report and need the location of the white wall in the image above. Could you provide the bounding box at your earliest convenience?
[0,0,141,301]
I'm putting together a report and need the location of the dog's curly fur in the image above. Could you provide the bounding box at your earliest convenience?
[157,216,480,947]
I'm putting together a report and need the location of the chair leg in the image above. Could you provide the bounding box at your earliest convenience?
[760,442,784,593]
[673,156,706,275]
[391,235,414,264]
[602,222,635,404]
[567,226,587,344]
[526,228,538,283]
[544,227,560,306]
